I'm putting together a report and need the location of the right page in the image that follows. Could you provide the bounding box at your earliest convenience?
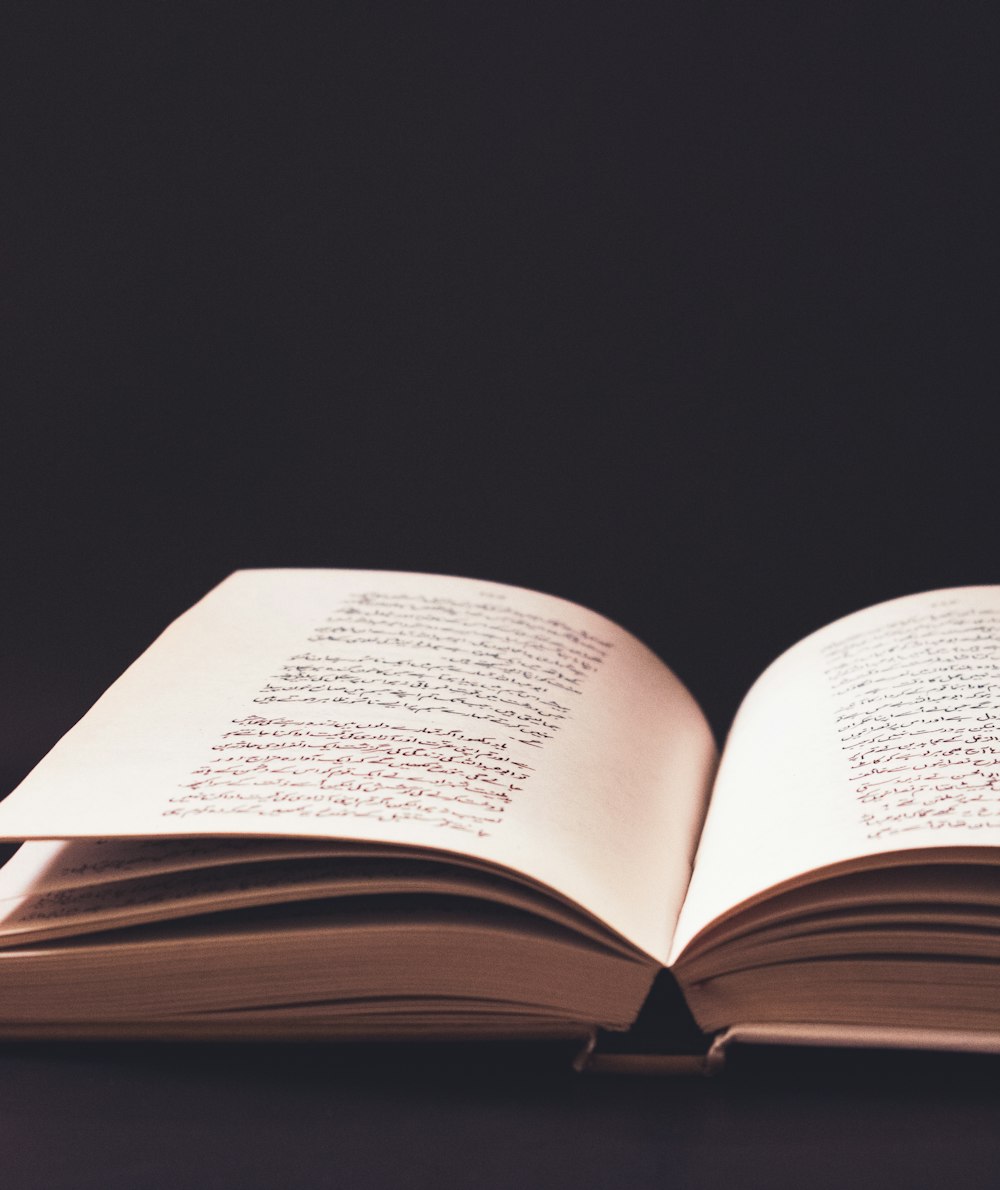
[671,586,1000,962]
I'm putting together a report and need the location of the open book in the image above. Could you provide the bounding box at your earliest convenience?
[0,570,997,1071]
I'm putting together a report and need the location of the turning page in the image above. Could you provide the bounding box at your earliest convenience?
[0,570,716,963]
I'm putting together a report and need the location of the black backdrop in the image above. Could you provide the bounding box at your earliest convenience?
[2,6,1000,1188]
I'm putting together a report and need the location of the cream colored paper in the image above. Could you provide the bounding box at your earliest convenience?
[672,587,1000,960]
[0,570,716,962]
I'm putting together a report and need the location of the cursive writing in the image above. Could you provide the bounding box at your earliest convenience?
[822,602,1000,839]
[167,588,613,837]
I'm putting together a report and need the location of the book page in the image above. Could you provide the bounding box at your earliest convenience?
[0,570,716,963]
[671,586,1000,960]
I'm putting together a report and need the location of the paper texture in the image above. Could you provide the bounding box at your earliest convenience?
[0,569,716,962]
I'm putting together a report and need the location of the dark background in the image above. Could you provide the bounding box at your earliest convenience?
[2,5,999,1188]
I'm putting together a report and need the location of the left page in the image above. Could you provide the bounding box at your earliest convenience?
[0,570,716,963]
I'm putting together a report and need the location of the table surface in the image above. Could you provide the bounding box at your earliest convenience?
[1,1038,998,1190]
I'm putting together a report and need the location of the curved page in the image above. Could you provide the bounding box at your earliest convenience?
[0,570,716,963]
[671,586,1000,961]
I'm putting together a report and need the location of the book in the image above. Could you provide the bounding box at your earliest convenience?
[0,569,997,1072]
